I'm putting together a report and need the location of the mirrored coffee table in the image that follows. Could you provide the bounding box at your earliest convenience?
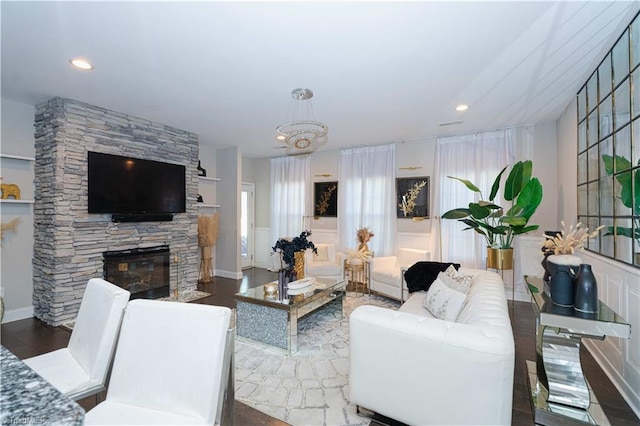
[234,277,346,355]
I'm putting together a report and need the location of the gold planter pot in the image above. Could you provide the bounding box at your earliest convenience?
[486,247,514,270]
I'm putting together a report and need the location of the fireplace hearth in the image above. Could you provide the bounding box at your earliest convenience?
[104,245,170,300]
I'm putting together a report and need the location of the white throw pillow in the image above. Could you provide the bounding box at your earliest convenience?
[441,266,473,293]
[422,277,467,321]
[313,245,329,262]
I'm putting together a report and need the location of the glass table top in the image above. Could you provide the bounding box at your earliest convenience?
[525,275,630,338]
[234,277,346,311]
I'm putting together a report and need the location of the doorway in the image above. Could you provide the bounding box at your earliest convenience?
[241,182,255,269]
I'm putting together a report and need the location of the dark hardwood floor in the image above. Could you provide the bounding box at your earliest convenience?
[2,268,638,426]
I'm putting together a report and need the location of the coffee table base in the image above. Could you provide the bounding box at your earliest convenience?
[236,291,344,355]
[526,360,610,425]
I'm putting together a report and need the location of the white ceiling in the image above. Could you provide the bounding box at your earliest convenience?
[2,1,639,158]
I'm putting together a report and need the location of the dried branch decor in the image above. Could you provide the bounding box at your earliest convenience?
[1,218,21,246]
[198,213,219,283]
[541,221,604,255]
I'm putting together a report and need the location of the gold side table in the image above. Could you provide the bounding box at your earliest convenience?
[343,259,370,297]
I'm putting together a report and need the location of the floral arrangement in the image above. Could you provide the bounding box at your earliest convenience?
[272,230,317,270]
[541,221,604,255]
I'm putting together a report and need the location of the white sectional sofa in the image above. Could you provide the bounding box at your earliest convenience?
[349,268,515,426]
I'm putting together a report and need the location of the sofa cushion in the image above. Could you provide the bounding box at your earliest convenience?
[370,267,401,286]
[313,245,329,262]
[441,265,473,293]
[422,276,466,321]
[404,261,460,293]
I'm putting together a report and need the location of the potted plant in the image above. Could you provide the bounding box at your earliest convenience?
[601,154,640,265]
[442,160,543,268]
[272,230,317,280]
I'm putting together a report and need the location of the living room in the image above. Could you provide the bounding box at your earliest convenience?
[2,1,640,425]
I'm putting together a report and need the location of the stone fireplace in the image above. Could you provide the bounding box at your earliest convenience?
[103,245,170,300]
[33,97,199,325]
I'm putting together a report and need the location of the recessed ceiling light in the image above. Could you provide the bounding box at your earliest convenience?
[276,135,286,141]
[455,104,469,112]
[69,58,94,70]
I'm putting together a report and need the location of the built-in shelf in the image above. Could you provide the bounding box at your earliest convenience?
[0,154,35,162]
[0,199,34,204]
[198,204,221,208]
[198,176,221,182]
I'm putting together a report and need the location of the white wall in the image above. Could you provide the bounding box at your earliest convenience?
[1,99,35,322]
[556,98,640,417]
[215,147,242,279]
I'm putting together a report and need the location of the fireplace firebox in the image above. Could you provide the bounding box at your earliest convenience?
[103,245,170,300]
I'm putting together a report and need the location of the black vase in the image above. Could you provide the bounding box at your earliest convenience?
[197,160,207,177]
[574,264,598,314]
[541,253,552,283]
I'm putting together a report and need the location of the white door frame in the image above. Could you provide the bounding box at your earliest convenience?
[241,182,255,269]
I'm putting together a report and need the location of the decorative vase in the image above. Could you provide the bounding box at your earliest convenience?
[541,253,552,283]
[197,160,207,177]
[548,254,581,306]
[278,269,288,300]
[574,264,598,314]
[486,247,513,270]
[294,251,305,280]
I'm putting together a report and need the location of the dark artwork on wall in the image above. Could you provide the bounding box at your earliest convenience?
[396,177,429,218]
[314,181,338,217]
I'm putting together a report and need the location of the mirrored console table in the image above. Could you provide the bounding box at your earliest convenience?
[525,275,631,425]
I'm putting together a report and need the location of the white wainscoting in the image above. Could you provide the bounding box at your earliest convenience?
[579,250,640,418]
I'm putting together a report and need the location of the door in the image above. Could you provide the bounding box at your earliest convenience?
[241,182,255,269]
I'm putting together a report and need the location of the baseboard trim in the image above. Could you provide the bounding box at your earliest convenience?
[2,305,34,324]
[215,270,243,280]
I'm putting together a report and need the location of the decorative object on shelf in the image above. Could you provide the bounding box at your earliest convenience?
[197,194,203,203]
[443,160,543,250]
[313,181,338,217]
[0,178,21,200]
[1,218,21,246]
[272,230,317,284]
[197,160,207,177]
[197,213,219,283]
[601,154,640,265]
[396,177,429,218]
[276,88,328,154]
[547,254,582,306]
[574,264,598,314]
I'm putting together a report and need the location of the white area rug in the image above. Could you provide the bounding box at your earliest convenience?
[234,293,400,426]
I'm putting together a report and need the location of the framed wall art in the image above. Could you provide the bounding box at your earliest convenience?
[396,177,429,218]
[314,181,338,217]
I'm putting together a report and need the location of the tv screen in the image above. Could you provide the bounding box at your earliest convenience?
[88,151,186,214]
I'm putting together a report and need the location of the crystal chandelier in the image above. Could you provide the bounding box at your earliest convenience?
[276,88,328,152]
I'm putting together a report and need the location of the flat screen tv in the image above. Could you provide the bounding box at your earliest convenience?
[88,151,186,215]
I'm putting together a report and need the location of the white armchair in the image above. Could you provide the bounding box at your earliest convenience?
[85,300,234,426]
[24,278,130,401]
[369,248,430,301]
[304,243,344,280]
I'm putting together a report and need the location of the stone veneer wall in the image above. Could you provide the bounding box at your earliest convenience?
[33,97,199,325]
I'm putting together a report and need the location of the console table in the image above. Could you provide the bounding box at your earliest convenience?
[525,275,631,425]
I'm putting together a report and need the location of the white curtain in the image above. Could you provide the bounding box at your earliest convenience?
[270,155,311,245]
[430,130,513,268]
[338,144,397,256]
